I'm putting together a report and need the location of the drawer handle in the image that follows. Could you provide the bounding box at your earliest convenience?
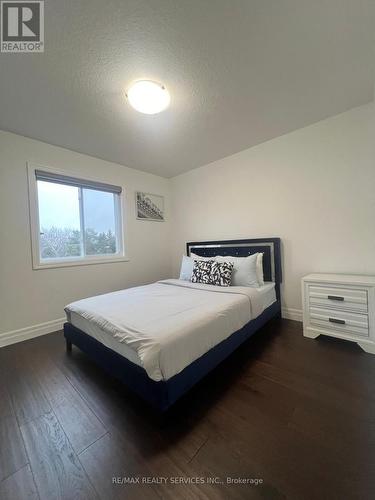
[329,317,346,325]
[327,295,344,301]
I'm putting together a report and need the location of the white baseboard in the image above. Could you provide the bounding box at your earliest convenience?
[282,307,303,322]
[0,317,65,348]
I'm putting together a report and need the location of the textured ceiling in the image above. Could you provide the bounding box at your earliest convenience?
[0,0,374,177]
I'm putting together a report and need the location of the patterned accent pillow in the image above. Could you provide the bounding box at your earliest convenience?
[210,261,234,287]
[191,260,214,284]
[191,260,234,286]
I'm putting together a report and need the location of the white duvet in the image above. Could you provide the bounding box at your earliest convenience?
[65,279,273,381]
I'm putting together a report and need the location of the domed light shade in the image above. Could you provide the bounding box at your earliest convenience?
[126,80,170,114]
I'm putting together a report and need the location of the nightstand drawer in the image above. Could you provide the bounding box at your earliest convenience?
[308,285,368,313]
[309,307,369,337]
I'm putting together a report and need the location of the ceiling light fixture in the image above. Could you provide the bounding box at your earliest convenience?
[126,80,170,114]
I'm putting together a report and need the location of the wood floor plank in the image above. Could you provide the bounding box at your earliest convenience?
[33,357,108,454]
[0,465,39,500]
[189,435,285,500]
[0,380,14,420]
[203,402,351,500]
[0,416,28,481]
[106,421,214,500]
[53,398,108,455]
[287,405,375,475]
[248,358,375,420]
[9,379,51,426]
[79,432,160,500]
[2,351,51,426]
[20,411,97,500]
[56,349,132,426]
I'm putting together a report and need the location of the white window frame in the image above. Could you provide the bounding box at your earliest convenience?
[27,163,128,270]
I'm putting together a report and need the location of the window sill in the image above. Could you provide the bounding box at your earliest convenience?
[32,256,129,270]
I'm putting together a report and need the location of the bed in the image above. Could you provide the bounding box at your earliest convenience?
[64,238,282,411]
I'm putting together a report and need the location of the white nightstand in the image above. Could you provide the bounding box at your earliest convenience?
[302,273,375,354]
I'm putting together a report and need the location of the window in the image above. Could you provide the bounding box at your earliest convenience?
[28,165,126,268]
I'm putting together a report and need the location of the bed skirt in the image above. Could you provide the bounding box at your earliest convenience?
[63,300,281,411]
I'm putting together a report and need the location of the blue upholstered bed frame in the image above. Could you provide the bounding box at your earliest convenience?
[64,238,282,411]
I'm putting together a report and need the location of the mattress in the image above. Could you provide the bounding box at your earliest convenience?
[65,280,276,381]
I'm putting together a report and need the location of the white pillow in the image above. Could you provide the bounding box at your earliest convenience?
[216,253,259,287]
[190,252,212,261]
[256,253,264,286]
[179,255,194,281]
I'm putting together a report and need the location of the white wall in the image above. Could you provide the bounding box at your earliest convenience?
[170,103,375,319]
[0,131,171,343]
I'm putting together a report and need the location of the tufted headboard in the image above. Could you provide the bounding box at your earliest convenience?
[186,238,282,299]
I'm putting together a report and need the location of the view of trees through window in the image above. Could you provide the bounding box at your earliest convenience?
[37,180,119,260]
[40,227,116,259]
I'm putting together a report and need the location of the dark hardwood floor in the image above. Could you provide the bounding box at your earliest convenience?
[1,319,375,500]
